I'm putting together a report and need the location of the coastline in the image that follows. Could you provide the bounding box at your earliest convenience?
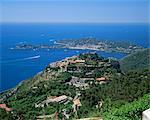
[54,41,142,54]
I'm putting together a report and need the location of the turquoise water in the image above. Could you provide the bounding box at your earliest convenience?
[0,23,149,92]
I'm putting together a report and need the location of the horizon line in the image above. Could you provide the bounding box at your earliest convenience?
[1,22,149,24]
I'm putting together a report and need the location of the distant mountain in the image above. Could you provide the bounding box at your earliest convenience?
[120,49,150,72]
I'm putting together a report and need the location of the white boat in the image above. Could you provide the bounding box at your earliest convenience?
[49,39,54,41]
[33,55,40,59]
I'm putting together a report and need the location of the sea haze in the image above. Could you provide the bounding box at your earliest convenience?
[0,23,149,92]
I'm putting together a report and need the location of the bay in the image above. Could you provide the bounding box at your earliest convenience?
[0,23,149,92]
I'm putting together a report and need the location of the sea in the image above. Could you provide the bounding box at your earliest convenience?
[0,23,149,92]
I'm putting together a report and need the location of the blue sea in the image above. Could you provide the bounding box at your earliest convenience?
[0,23,149,92]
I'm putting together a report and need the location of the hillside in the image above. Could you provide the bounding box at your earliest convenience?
[54,37,143,53]
[103,93,150,120]
[0,52,150,120]
[120,49,150,72]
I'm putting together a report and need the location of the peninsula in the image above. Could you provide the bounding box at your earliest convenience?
[13,37,144,53]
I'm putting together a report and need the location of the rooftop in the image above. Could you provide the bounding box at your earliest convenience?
[0,104,12,112]
[47,95,68,103]
[96,77,108,81]
[73,99,82,106]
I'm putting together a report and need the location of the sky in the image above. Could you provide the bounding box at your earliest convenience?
[1,0,150,23]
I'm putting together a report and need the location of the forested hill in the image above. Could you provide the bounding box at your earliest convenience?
[120,49,150,72]
[0,52,149,120]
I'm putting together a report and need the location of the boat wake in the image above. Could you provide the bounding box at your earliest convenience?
[1,55,40,63]
[23,55,40,60]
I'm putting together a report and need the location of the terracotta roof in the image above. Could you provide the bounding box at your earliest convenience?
[96,77,107,81]
[0,104,12,112]
[73,99,82,106]
[0,104,6,108]
[5,107,12,112]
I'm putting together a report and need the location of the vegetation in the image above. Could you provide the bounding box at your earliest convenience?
[78,69,150,118]
[0,109,15,120]
[103,93,150,120]
[0,72,76,120]
[120,48,150,72]
[0,52,149,120]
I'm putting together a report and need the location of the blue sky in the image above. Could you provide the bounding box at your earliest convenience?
[1,0,149,23]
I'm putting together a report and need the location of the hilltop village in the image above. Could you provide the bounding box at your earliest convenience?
[31,52,120,119]
[41,52,120,86]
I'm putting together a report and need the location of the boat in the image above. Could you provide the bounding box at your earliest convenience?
[32,55,40,59]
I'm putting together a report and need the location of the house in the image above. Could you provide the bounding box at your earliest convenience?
[35,95,68,108]
[73,99,82,107]
[96,77,108,84]
[0,104,7,109]
[5,107,12,112]
[47,95,68,103]
[73,98,82,114]
[69,61,76,64]
[80,78,95,81]
[96,77,107,81]
[0,104,12,112]
[37,112,56,119]
[75,60,85,63]
[67,77,89,88]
